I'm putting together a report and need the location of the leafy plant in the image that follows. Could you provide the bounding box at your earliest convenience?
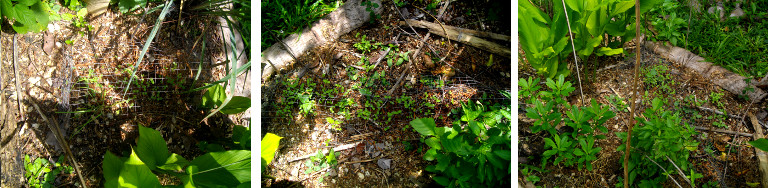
[24,155,73,188]
[0,0,52,33]
[526,75,614,170]
[616,98,699,187]
[353,33,375,53]
[410,96,512,187]
[360,0,379,23]
[607,94,628,112]
[201,84,251,114]
[103,125,251,187]
[326,117,342,131]
[642,64,677,96]
[649,0,687,46]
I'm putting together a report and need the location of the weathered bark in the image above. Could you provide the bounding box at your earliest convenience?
[261,0,383,82]
[748,112,768,187]
[400,19,511,57]
[644,41,767,102]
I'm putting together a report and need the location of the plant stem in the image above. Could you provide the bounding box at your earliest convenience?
[624,0,642,187]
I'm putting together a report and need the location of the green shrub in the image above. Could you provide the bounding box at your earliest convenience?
[525,75,614,170]
[24,155,74,188]
[410,97,511,187]
[103,125,251,187]
[616,98,699,187]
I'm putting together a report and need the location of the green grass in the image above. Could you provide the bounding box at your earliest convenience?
[687,8,768,80]
[262,0,340,50]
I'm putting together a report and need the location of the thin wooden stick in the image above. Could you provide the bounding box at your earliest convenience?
[694,126,752,137]
[644,155,684,188]
[288,141,362,163]
[559,0,585,106]
[26,92,88,188]
[625,0,642,186]
[665,156,693,187]
[12,34,23,120]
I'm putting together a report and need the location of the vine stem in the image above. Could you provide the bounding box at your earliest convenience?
[560,0,585,106]
[624,0,642,187]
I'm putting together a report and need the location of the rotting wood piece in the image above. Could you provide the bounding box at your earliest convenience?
[261,0,383,82]
[644,41,767,102]
[749,112,768,187]
[399,19,511,57]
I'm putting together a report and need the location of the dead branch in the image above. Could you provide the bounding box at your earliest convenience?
[694,126,752,137]
[696,106,742,119]
[12,35,23,120]
[644,155,684,188]
[26,92,88,188]
[400,19,511,57]
[665,156,693,188]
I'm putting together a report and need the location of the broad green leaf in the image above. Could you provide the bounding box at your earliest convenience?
[261,133,282,166]
[202,84,226,108]
[0,0,16,20]
[595,47,624,56]
[232,125,251,149]
[433,176,451,186]
[611,0,635,16]
[18,0,37,6]
[190,150,251,187]
[493,150,511,161]
[410,118,436,136]
[468,121,482,136]
[220,96,250,114]
[425,137,442,150]
[424,148,438,161]
[103,151,124,183]
[118,0,148,13]
[117,149,162,188]
[135,125,170,170]
[157,153,189,171]
[639,0,664,14]
[749,138,768,152]
[181,165,197,188]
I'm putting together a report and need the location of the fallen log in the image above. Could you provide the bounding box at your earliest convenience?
[749,112,768,187]
[399,19,511,57]
[644,41,767,102]
[261,0,383,82]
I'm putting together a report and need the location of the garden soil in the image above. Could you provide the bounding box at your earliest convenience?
[1,6,247,187]
[262,0,511,187]
[519,41,768,187]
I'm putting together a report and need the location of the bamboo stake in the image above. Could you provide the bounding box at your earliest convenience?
[624,0,642,186]
[559,0,584,106]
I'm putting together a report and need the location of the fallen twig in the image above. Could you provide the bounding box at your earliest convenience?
[644,155,684,188]
[12,34,23,120]
[694,126,752,137]
[665,156,693,188]
[26,92,88,188]
[696,106,742,119]
[400,19,511,57]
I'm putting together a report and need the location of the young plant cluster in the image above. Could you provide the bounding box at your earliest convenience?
[522,75,615,171]
[24,155,74,188]
[616,98,700,187]
[642,64,677,96]
[410,96,512,187]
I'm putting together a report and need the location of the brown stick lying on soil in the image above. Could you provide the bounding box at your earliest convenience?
[26,92,88,188]
[288,141,362,163]
[694,126,753,137]
[644,41,767,102]
[749,112,768,186]
[399,19,511,57]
